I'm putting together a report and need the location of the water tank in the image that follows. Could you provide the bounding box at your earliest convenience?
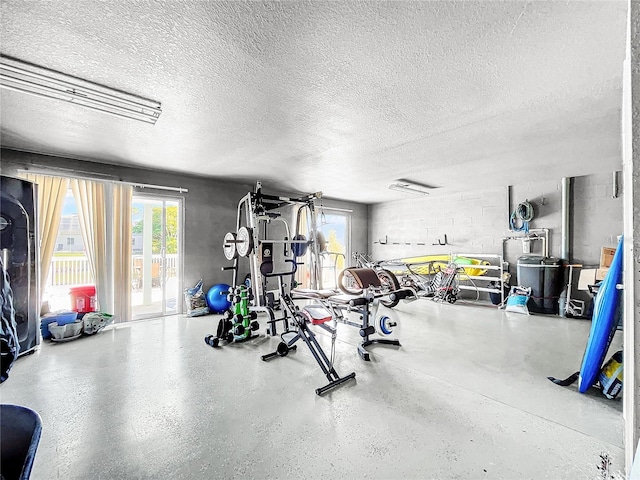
[517,255,564,314]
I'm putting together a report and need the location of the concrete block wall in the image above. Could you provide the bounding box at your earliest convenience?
[369,173,623,284]
[572,172,624,266]
[369,186,509,262]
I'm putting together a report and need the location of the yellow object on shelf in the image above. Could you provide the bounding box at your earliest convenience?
[393,255,491,277]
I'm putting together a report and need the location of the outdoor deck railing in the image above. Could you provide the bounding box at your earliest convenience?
[47,254,178,288]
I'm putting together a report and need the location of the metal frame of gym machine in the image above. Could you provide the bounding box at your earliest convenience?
[222,182,355,395]
[223,181,324,335]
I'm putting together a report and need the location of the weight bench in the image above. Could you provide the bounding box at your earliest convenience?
[292,267,404,361]
[259,263,356,396]
[261,293,356,396]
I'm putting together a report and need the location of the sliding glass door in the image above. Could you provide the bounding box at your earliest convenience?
[318,212,350,288]
[131,195,181,319]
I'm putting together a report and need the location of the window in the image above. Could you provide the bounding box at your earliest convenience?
[318,212,350,288]
[67,237,74,246]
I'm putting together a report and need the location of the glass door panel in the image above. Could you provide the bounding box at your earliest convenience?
[131,196,181,319]
[318,213,350,289]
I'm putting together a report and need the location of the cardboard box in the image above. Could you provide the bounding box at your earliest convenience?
[600,247,616,268]
[596,268,609,281]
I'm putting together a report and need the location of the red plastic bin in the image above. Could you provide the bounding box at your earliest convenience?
[69,285,97,313]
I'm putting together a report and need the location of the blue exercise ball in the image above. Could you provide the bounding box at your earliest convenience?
[206,284,232,313]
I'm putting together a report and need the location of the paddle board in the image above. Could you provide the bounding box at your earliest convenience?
[578,237,624,393]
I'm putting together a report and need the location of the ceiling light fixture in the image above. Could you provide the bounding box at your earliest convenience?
[388,180,434,196]
[0,55,162,124]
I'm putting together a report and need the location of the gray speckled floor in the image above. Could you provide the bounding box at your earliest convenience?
[1,300,624,479]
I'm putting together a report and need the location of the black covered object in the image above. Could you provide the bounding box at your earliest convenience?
[0,404,42,480]
[517,255,564,314]
[0,175,40,355]
[1,256,19,383]
[0,176,39,356]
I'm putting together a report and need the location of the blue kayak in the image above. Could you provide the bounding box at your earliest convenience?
[578,237,624,393]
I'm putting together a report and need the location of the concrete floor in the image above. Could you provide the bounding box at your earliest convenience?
[2,299,624,479]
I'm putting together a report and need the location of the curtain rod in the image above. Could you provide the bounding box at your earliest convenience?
[16,167,188,193]
[320,206,353,213]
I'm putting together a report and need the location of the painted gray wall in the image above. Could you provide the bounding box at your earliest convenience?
[1,149,368,301]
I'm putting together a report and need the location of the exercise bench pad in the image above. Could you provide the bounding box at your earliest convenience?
[302,304,333,325]
[291,288,339,299]
[344,268,381,289]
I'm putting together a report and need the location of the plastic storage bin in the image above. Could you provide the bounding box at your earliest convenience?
[47,321,83,340]
[40,311,78,339]
[517,256,564,314]
[69,285,97,313]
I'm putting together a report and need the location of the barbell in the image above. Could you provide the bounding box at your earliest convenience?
[222,227,326,259]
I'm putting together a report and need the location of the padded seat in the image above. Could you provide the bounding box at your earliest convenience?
[291,288,338,299]
[301,304,333,324]
[344,268,382,288]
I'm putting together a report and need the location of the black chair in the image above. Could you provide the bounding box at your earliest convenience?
[1,404,42,480]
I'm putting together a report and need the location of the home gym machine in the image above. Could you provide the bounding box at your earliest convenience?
[222,182,356,394]
[222,181,325,337]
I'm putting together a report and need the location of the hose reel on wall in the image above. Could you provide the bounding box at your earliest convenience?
[510,200,534,233]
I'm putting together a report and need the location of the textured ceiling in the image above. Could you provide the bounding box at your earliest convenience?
[0,1,628,203]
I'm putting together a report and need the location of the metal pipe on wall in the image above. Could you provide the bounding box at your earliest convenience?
[561,177,570,260]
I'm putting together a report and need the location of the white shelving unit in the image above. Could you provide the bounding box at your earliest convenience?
[450,252,508,305]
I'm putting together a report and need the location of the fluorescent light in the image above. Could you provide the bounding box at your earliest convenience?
[0,55,162,124]
[388,180,433,196]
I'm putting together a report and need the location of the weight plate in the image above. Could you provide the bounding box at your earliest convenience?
[223,232,237,260]
[378,315,394,335]
[236,226,253,257]
[291,234,308,257]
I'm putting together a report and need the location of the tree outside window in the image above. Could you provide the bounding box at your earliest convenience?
[132,206,178,254]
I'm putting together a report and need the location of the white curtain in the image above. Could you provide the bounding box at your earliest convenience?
[22,174,69,291]
[112,184,132,322]
[20,173,132,322]
[70,179,107,310]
